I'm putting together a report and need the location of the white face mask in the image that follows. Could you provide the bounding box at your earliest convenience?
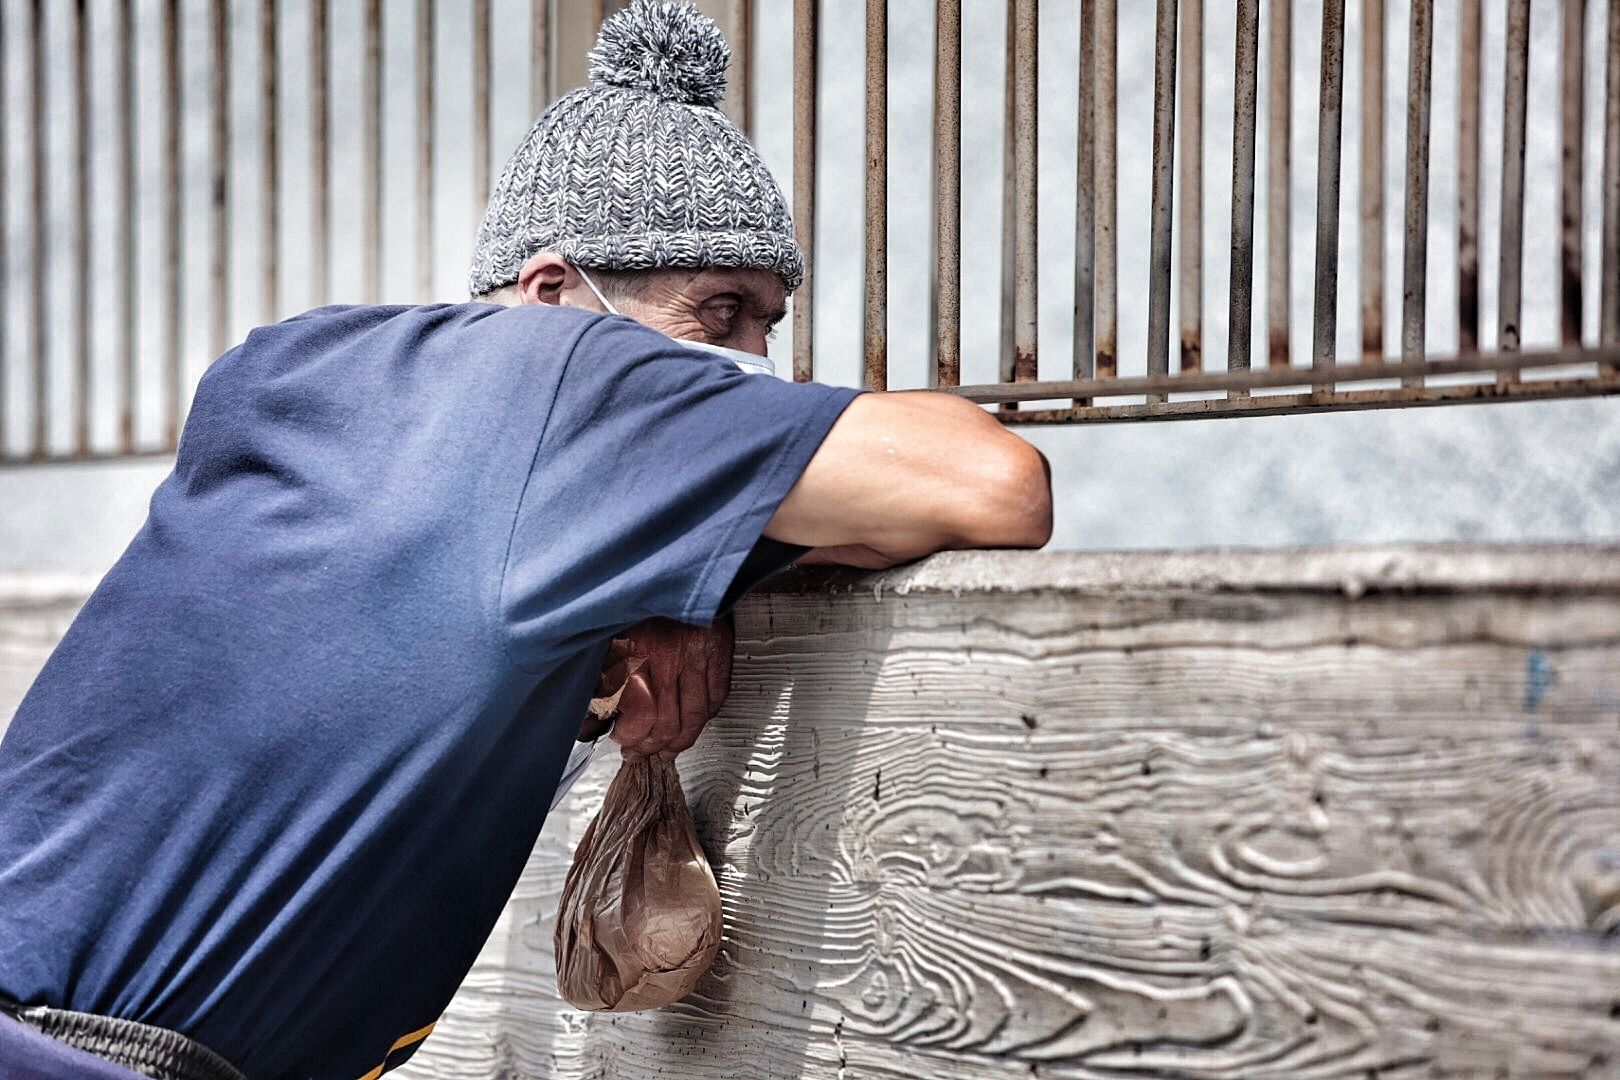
[575,265,776,377]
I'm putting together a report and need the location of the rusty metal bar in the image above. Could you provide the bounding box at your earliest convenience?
[1074,0,1096,389]
[1560,0,1586,345]
[363,0,382,302]
[949,343,1620,403]
[532,0,551,117]
[163,0,181,446]
[0,0,7,454]
[1401,0,1434,371]
[1497,0,1530,363]
[1148,0,1179,399]
[1,8,14,449]
[863,0,887,390]
[212,0,231,356]
[987,371,1620,423]
[309,0,327,308]
[116,0,134,451]
[1095,0,1118,378]
[998,1,1015,390]
[1603,0,1620,349]
[474,0,492,240]
[792,0,817,383]
[1360,0,1384,359]
[418,0,435,301]
[30,0,48,456]
[1179,0,1203,374]
[719,0,753,134]
[933,0,961,387]
[1310,0,1346,379]
[1458,0,1480,355]
[72,0,90,456]
[1012,0,1038,384]
[261,0,279,322]
[1229,0,1262,383]
[1266,0,1291,367]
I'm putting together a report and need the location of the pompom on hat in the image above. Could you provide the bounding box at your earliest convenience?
[468,0,804,296]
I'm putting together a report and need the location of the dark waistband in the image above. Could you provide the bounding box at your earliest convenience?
[1,1003,248,1080]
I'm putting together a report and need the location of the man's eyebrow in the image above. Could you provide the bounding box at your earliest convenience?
[747,296,787,326]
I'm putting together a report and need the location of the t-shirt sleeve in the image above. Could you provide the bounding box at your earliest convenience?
[500,314,864,668]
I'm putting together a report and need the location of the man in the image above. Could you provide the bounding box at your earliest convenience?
[0,3,1050,1078]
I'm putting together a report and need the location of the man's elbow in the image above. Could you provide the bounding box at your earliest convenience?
[957,439,1054,550]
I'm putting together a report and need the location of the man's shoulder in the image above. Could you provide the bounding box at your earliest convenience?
[273,300,601,337]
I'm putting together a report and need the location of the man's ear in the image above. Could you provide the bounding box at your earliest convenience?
[517,251,572,306]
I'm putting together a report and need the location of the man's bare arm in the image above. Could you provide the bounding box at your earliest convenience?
[764,392,1053,568]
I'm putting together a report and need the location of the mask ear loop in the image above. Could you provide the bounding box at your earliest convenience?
[573,265,622,317]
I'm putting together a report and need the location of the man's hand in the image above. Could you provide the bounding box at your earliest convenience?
[585,614,734,758]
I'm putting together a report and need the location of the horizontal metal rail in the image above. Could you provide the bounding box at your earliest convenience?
[946,344,1620,425]
[949,343,1620,402]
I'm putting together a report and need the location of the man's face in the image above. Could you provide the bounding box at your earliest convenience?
[612,267,788,358]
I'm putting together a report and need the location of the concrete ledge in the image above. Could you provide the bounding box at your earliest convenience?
[765,542,1620,597]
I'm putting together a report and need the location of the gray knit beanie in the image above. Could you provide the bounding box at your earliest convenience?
[468,0,803,296]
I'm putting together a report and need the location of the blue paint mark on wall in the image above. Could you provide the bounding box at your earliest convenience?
[1524,649,1553,712]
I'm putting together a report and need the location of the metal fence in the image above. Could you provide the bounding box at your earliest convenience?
[898,0,1619,422]
[0,1,1616,467]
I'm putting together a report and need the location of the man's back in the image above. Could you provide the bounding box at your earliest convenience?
[0,302,862,1079]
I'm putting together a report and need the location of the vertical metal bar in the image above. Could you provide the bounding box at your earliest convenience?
[116,0,135,452]
[1012,0,1038,384]
[162,0,181,447]
[418,0,435,301]
[933,0,961,387]
[3,1,13,455]
[1074,0,1096,389]
[1559,0,1586,345]
[212,0,231,357]
[998,0,1015,388]
[474,0,492,231]
[1179,0,1203,374]
[723,0,753,135]
[792,0,817,382]
[1229,0,1262,385]
[1095,0,1117,378]
[363,0,382,302]
[1148,0,1179,398]
[309,0,328,308]
[1310,0,1346,379]
[1360,0,1384,359]
[1497,0,1530,361]
[863,0,887,390]
[1267,0,1291,366]
[1401,0,1434,369]
[30,0,48,457]
[1457,0,1481,355]
[532,0,551,118]
[260,0,279,322]
[1603,0,1620,350]
[72,0,90,456]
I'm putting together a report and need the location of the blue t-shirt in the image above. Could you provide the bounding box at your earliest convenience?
[0,303,862,1080]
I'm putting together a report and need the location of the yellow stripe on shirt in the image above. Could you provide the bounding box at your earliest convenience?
[356,1020,437,1080]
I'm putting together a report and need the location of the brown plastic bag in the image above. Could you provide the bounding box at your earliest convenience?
[553,751,722,1011]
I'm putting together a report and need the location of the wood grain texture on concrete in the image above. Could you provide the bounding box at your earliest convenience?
[2,547,1617,1078]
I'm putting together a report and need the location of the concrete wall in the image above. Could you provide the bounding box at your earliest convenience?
[4,547,1619,1077]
